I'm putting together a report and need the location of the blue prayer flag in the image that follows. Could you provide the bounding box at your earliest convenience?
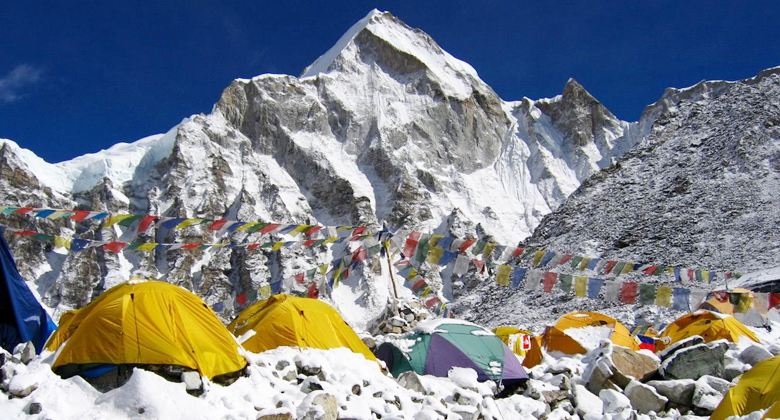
[70,239,90,252]
[161,217,187,229]
[674,267,682,282]
[587,258,600,271]
[671,287,690,311]
[539,252,556,267]
[439,250,457,266]
[587,278,604,299]
[271,281,282,295]
[511,267,527,288]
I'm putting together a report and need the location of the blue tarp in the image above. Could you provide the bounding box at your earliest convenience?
[0,234,57,353]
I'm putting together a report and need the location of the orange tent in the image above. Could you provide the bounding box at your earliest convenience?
[544,311,639,354]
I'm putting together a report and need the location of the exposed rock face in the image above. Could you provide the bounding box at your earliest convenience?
[659,341,729,380]
[528,68,780,273]
[0,10,635,324]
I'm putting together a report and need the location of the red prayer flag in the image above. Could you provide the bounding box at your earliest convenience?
[137,215,159,233]
[472,259,485,273]
[302,239,316,247]
[208,220,229,230]
[236,293,247,306]
[511,247,525,258]
[259,224,281,234]
[247,243,260,250]
[558,254,574,265]
[103,241,128,253]
[307,282,319,299]
[69,210,91,222]
[295,273,305,284]
[304,226,323,236]
[769,293,780,309]
[13,207,34,215]
[352,246,368,263]
[543,272,557,293]
[425,296,440,308]
[603,260,618,274]
[687,269,695,282]
[403,231,421,258]
[620,282,639,304]
[351,226,366,237]
[458,238,476,253]
[181,243,201,249]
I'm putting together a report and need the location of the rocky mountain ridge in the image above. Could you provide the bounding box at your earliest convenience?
[0,10,777,331]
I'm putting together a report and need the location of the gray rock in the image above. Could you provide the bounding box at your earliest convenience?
[181,371,202,391]
[647,379,696,407]
[660,341,728,380]
[396,371,428,395]
[451,404,479,420]
[29,402,43,415]
[658,336,705,362]
[585,358,622,395]
[361,336,376,351]
[297,392,338,420]
[18,342,35,365]
[256,413,293,420]
[739,344,774,366]
[599,389,632,414]
[624,380,668,414]
[692,375,730,414]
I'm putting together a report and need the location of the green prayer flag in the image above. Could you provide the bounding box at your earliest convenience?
[639,283,657,305]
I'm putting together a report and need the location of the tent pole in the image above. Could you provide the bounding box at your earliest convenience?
[384,242,401,316]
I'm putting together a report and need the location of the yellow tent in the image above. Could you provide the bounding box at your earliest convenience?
[493,326,544,368]
[658,310,759,350]
[544,311,639,354]
[228,294,376,361]
[493,326,532,356]
[46,280,246,379]
[711,355,780,420]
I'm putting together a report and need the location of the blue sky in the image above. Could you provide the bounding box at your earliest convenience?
[2,1,779,163]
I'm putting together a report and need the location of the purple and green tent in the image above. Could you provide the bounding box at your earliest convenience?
[375,319,528,384]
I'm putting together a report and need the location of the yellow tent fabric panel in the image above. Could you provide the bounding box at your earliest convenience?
[493,327,531,355]
[542,325,588,355]
[761,401,780,419]
[711,355,780,420]
[47,281,246,379]
[659,310,759,349]
[550,311,639,352]
[229,294,376,362]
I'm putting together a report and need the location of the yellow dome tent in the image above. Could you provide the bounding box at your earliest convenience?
[544,311,639,354]
[228,294,376,361]
[711,355,780,420]
[657,310,759,351]
[46,280,247,380]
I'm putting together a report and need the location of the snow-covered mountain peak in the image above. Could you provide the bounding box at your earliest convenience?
[301,9,481,100]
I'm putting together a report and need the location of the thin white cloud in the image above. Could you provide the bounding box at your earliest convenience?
[0,64,43,103]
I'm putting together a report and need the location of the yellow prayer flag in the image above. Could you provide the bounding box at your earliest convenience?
[655,286,672,307]
[533,250,546,266]
[574,276,588,297]
[288,225,310,237]
[271,242,286,251]
[577,258,591,271]
[53,236,71,250]
[106,214,135,227]
[496,265,511,286]
[429,235,443,248]
[482,242,497,260]
[427,246,445,264]
[235,222,259,231]
[736,293,754,314]
[318,264,328,276]
[620,263,635,274]
[259,285,272,299]
[137,243,158,252]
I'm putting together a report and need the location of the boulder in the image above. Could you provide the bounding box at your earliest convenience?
[658,336,705,361]
[17,342,35,365]
[297,391,338,420]
[692,375,730,414]
[256,413,293,420]
[573,384,603,419]
[397,371,429,395]
[29,402,43,414]
[181,371,202,392]
[611,346,659,382]
[659,341,728,380]
[599,389,632,415]
[646,379,695,407]
[739,344,773,366]
[624,380,668,414]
